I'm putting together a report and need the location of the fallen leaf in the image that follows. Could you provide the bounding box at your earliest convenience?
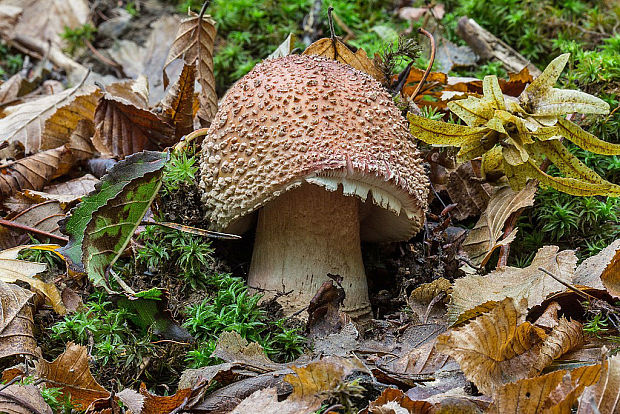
[437,297,582,395]
[0,245,65,314]
[0,84,100,154]
[92,87,174,159]
[160,63,195,140]
[213,331,283,372]
[577,353,620,413]
[0,280,36,359]
[267,33,296,60]
[435,38,478,73]
[461,182,537,266]
[303,37,385,83]
[36,342,110,410]
[139,382,192,414]
[116,388,145,414]
[367,388,435,413]
[0,200,64,249]
[0,384,52,414]
[445,161,493,220]
[0,72,37,104]
[230,387,312,414]
[574,238,620,297]
[163,9,217,127]
[449,246,577,324]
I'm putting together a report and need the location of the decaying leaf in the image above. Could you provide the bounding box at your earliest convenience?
[461,181,537,266]
[0,245,65,314]
[303,37,385,83]
[267,33,296,60]
[163,8,217,126]
[577,353,620,413]
[449,246,577,324]
[160,63,195,140]
[367,388,435,413]
[92,87,174,159]
[446,161,494,220]
[0,200,64,249]
[139,382,192,414]
[0,280,37,359]
[437,297,583,395]
[58,151,168,281]
[574,238,620,297]
[36,342,110,410]
[213,331,283,372]
[0,384,53,414]
[0,84,100,154]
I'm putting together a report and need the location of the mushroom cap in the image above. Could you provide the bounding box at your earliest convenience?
[200,54,429,242]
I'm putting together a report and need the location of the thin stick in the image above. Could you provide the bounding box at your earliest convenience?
[0,218,68,242]
[84,39,124,78]
[199,0,210,19]
[140,221,241,240]
[409,28,435,101]
[327,6,336,40]
[538,267,591,300]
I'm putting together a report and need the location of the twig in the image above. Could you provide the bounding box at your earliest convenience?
[199,0,210,19]
[84,39,125,78]
[140,220,241,240]
[0,376,22,393]
[409,28,435,101]
[327,6,336,41]
[538,268,591,300]
[0,218,68,243]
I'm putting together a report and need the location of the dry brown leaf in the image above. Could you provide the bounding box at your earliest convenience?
[0,280,36,359]
[160,63,195,140]
[0,144,73,201]
[0,200,64,249]
[449,246,578,325]
[303,37,385,83]
[92,91,174,159]
[0,72,37,105]
[0,384,53,414]
[163,9,217,127]
[1,0,89,48]
[437,298,582,395]
[36,342,110,410]
[231,387,313,414]
[574,238,620,297]
[25,173,99,209]
[0,245,66,314]
[577,353,620,414]
[213,331,284,372]
[446,161,493,220]
[367,388,435,414]
[139,382,192,414]
[462,181,537,266]
[408,278,451,323]
[0,84,100,154]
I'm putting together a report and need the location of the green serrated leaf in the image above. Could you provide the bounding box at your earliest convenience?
[58,151,170,272]
[82,151,169,291]
[556,118,620,155]
[408,113,489,146]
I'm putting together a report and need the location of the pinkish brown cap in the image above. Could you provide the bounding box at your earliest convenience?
[200,54,428,242]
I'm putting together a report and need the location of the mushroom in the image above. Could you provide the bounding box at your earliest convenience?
[200,55,428,319]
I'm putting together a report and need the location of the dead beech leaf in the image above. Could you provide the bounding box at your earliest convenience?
[0,384,53,414]
[0,280,36,359]
[574,238,620,297]
[0,84,100,154]
[139,382,192,414]
[0,72,37,104]
[31,173,99,208]
[577,354,620,414]
[213,331,284,372]
[0,200,64,249]
[0,245,66,314]
[462,181,536,266]
[231,387,314,414]
[303,37,385,83]
[36,342,110,410]
[92,91,175,159]
[446,161,493,220]
[0,143,73,201]
[163,9,217,127]
[267,33,296,60]
[437,297,582,395]
[449,246,577,325]
[367,388,435,414]
[160,63,195,140]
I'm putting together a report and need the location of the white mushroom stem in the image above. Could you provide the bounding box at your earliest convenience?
[248,183,372,319]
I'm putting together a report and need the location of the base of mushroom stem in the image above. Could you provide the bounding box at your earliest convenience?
[247,183,372,320]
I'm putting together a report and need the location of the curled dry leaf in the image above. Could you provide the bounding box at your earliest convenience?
[367,388,435,414]
[92,87,175,159]
[139,382,192,414]
[266,33,296,60]
[0,384,53,414]
[163,9,217,127]
[461,181,536,266]
[303,37,385,83]
[449,246,577,325]
[0,200,64,249]
[0,84,100,154]
[160,63,195,140]
[0,280,36,359]
[437,298,583,395]
[213,331,285,372]
[35,342,110,410]
[445,161,493,220]
[577,353,620,414]
[574,238,620,297]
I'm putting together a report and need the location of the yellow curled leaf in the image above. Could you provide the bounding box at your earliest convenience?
[481,145,503,179]
[556,118,620,155]
[532,88,610,116]
[520,54,569,111]
[448,96,495,127]
[483,75,506,110]
[485,116,507,134]
[532,140,608,184]
[503,143,529,166]
[408,113,489,146]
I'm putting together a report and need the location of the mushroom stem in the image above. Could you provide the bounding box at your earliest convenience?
[248,183,371,319]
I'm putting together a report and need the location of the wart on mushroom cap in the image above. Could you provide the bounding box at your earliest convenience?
[200,54,429,318]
